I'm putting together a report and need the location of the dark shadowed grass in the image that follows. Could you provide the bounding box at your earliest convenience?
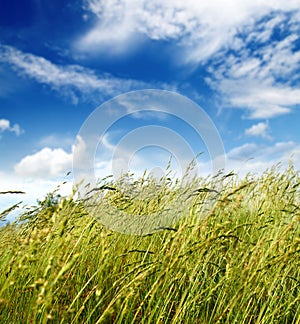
[0,165,299,323]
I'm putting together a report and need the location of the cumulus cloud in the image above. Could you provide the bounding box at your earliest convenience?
[0,118,23,137]
[0,45,151,103]
[14,135,89,178]
[14,147,72,178]
[245,122,272,140]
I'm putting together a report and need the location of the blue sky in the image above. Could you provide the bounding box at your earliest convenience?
[1,0,300,217]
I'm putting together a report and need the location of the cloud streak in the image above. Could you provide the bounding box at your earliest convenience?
[0,45,152,103]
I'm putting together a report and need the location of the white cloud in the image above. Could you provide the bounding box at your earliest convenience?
[206,13,300,119]
[0,118,23,137]
[14,135,88,179]
[80,0,300,61]
[245,122,272,140]
[1,136,90,220]
[0,119,10,131]
[79,1,300,118]
[14,147,72,178]
[0,45,150,103]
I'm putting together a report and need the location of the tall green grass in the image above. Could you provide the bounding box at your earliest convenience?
[0,165,299,323]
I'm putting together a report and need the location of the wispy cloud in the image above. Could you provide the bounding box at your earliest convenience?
[206,13,300,119]
[0,45,152,103]
[245,122,272,140]
[0,118,23,137]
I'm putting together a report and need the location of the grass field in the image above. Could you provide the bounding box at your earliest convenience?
[0,165,299,323]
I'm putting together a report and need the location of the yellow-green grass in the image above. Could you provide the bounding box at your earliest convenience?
[0,165,299,323]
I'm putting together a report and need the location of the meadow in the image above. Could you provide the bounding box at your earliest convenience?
[0,164,299,323]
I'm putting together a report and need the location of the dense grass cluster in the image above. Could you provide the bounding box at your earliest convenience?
[0,165,299,323]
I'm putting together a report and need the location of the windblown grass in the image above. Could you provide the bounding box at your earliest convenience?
[0,165,299,323]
